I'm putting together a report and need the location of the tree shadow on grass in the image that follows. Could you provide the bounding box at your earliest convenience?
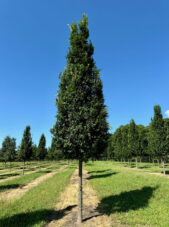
[0,173,19,180]
[0,205,77,227]
[37,170,52,174]
[162,170,169,175]
[97,186,158,216]
[0,184,20,192]
[88,169,111,174]
[87,172,118,180]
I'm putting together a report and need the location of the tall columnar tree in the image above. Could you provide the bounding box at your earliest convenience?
[113,127,123,160]
[37,134,47,160]
[1,136,16,169]
[51,14,108,223]
[128,119,139,168]
[138,125,148,162]
[20,126,32,174]
[164,118,169,162]
[149,106,166,173]
[121,125,130,162]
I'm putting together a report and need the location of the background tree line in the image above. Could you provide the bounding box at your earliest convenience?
[105,105,169,174]
[0,125,64,170]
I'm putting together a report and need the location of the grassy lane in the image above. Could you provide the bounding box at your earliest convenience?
[0,164,76,227]
[0,164,62,193]
[0,161,65,182]
[86,161,169,227]
[113,161,169,175]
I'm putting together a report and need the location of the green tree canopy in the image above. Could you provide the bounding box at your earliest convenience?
[51,14,108,223]
[37,134,47,160]
[20,126,32,162]
[0,136,16,163]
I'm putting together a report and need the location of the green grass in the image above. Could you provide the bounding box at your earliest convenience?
[86,161,169,227]
[113,161,169,174]
[0,161,64,181]
[0,164,76,227]
[0,164,61,192]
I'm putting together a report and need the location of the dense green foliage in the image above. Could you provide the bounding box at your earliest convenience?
[106,105,169,166]
[20,126,33,162]
[0,136,16,164]
[37,134,47,160]
[51,14,108,161]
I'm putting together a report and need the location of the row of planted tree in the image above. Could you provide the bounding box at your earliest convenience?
[105,105,169,174]
[0,126,62,172]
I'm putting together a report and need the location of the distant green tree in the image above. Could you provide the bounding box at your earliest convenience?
[20,126,33,174]
[138,125,148,162]
[114,127,123,161]
[128,119,139,168]
[1,136,16,170]
[164,118,169,165]
[32,144,38,160]
[121,125,130,162]
[149,105,166,174]
[37,134,47,160]
[51,14,108,223]
[105,134,114,160]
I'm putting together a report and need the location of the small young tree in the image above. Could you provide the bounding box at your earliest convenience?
[20,126,33,174]
[128,119,139,168]
[51,14,108,223]
[149,106,166,173]
[1,136,16,170]
[37,134,47,160]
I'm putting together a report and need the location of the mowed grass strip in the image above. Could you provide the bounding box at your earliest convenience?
[113,161,169,174]
[0,164,61,192]
[0,164,76,227]
[86,161,169,227]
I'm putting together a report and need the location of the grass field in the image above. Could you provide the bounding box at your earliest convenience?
[86,161,169,226]
[113,160,169,174]
[0,162,76,227]
[0,160,169,226]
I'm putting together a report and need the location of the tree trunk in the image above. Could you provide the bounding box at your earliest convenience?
[136,157,138,169]
[162,160,165,175]
[77,158,83,223]
[157,159,160,167]
[23,161,25,175]
[140,158,142,163]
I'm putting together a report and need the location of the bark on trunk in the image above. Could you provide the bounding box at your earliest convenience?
[157,159,160,167]
[162,160,166,175]
[136,157,138,169]
[77,158,83,223]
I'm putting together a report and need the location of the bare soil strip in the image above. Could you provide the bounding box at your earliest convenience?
[0,164,59,184]
[46,169,112,227]
[0,165,67,202]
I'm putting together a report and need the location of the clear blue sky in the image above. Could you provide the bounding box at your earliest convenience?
[0,0,169,147]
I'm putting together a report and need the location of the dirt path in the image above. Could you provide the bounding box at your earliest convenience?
[0,165,67,202]
[0,164,59,184]
[46,169,112,227]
